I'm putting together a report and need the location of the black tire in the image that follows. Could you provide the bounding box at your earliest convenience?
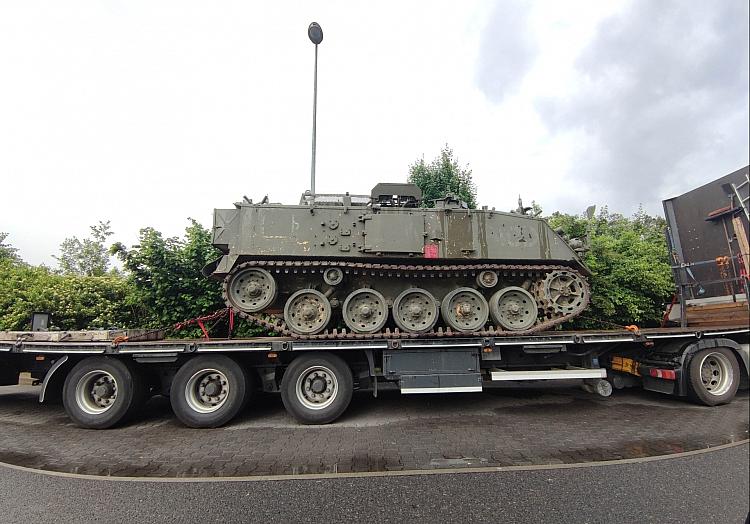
[62,357,146,429]
[170,355,250,428]
[280,353,353,425]
[686,347,740,406]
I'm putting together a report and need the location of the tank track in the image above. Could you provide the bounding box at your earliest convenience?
[223,260,590,340]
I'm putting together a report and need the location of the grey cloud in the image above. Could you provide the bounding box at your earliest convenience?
[537,0,749,213]
[475,0,537,103]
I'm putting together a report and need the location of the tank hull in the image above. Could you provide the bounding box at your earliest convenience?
[208,203,588,278]
[207,191,591,337]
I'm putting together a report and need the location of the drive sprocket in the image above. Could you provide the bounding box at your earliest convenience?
[535,269,590,317]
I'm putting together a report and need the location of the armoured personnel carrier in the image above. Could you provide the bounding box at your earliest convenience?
[204,183,590,338]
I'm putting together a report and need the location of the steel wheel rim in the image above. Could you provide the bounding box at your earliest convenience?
[184,368,230,414]
[698,352,734,396]
[284,289,331,335]
[295,365,338,410]
[227,268,277,313]
[393,288,438,333]
[75,370,118,415]
[441,287,489,332]
[342,289,388,334]
[490,286,537,331]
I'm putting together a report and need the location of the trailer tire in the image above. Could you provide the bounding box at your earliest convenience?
[62,357,146,429]
[280,353,353,425]
[170,355,250,428]
[686,347,740,406]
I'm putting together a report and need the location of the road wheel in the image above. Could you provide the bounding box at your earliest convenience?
[342,288,388,334]
[170,355,250,428]
[441,287,489,332]
[225,267,277,313]
[280,353,353,424]
[63,357,146,429]
[686,348,740,406]
[392,288,438,333]
[284,289,332,335]
[489,286,538,331]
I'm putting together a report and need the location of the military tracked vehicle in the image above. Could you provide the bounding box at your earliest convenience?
[203,183,591,338]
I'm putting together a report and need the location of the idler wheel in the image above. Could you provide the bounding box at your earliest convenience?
[392,288,438,333]
[489,286,538,331]
[441,287,489,333]
[226,267,277,313]
[284,289,332,335]
[342,289,388,334]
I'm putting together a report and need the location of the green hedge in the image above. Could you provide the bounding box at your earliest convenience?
[0,260,140,330]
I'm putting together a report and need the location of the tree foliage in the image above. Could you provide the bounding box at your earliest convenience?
[408,145,477,208]
[547,207,674,328]
[111,220,225,329]
[0,233,21,264]
[55,221,115,277]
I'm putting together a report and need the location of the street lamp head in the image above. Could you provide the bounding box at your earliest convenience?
[308,22,323,45]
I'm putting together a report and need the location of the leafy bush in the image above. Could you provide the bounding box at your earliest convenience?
[111,220,265,337]
[111,220,223,328]
[548,207,674,328]
[0,260,140,330]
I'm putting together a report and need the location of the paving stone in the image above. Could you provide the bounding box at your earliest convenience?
[0,386,747,478]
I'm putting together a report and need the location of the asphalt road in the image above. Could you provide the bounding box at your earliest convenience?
[0,443,747,523]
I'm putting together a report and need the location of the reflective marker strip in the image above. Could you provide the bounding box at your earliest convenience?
[401,387,483,394]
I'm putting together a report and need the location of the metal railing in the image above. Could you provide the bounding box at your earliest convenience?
[670,254,749,327]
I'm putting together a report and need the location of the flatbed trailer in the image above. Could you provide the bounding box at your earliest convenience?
[1,325,748,429]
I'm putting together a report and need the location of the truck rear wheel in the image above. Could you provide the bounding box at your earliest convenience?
[62,357,146,429]
[686,348,740,406]
[170,355,250,428]
[280,353,353,424]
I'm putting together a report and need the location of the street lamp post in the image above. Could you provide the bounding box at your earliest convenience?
[308,22,323,196]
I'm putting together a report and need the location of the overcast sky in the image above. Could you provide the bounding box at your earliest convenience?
[1,0,748,266]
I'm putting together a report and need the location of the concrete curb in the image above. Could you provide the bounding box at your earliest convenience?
[0,439,747,484]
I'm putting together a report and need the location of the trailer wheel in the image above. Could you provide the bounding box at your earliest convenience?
[62,357,146,429]
[686,348,740,406]
[281,353,353,425]
[170,355,250,428]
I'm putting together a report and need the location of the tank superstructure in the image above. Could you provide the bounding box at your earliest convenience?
[204,184,590,338]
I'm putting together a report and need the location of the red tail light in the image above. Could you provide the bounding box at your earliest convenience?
[649,368,676,380]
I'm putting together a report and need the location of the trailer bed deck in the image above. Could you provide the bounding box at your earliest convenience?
[2,325,747,355]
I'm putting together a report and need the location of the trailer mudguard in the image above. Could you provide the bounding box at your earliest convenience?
[39,355,69,403]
